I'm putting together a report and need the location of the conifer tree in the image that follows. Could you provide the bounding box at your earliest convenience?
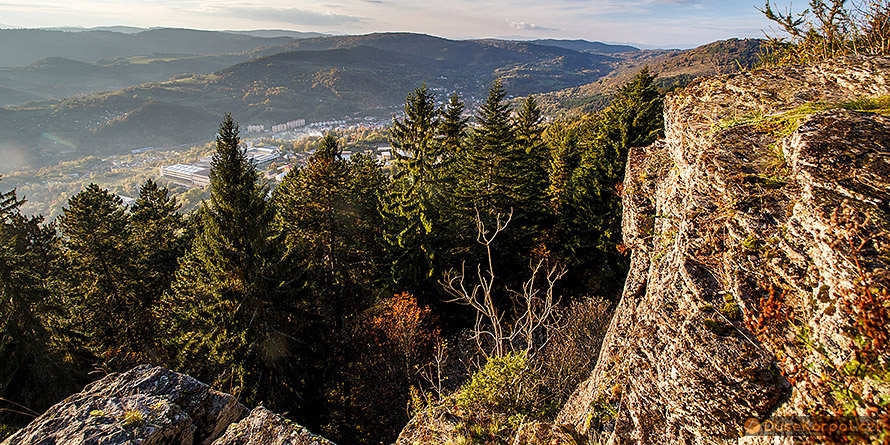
[458,80,522,215]
[198,114,272,290]
[515,95,547,187]
[0,183,78,432]
[272,135,389,436]
[545,121,578,219]
[567,68,664,294]
[384,86,445,288]
[57,183,146,365]
[274,134,353,320]
[439,93,468,157]
[165,114,285,406]
[130,179,186,303]
[513,95,550,241]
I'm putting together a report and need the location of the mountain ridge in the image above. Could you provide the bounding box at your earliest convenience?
[0,34,764,174]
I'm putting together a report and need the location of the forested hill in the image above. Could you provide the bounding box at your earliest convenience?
[0,33,763,174]
[536,38,766,116]
[0,28,299,67]
[530,39,639,53]
[0,33,621,172]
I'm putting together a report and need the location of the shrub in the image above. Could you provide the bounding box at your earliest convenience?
[721,302,742,320]
[455,352,544,418]
[761,0,890,66]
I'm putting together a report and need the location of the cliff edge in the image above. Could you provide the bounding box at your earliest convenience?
[558,55,890,443]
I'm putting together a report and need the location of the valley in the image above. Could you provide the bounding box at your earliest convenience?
[0,29,763,180]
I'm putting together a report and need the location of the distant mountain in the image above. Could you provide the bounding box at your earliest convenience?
[537,38,766,116]
[0,85,41,105]
[45,26,150,34]
[223,29,327,39]
[0,35,766,175]
[0,57,134,106]
[530,39,639,54]
[0,53,256,106]
[0,28,297,67]
[0,33,617,171]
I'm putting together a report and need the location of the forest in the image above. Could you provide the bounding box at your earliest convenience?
[0,70,664,444]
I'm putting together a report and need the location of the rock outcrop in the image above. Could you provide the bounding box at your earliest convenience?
[558,55,890,443]
[214,407,335,445]
[1,365,334,445]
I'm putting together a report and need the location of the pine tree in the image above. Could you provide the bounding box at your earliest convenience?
[57,183,146,365]
[0,182,78,433]
[165,114,285,406]
[566,68,664,295]
[384,86,445,289]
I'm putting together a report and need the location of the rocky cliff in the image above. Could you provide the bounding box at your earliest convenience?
[1,365,335,445]
[558,55,890,443]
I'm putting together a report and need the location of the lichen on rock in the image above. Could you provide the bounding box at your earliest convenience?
[1,365,335,445]
[558,55,890,444]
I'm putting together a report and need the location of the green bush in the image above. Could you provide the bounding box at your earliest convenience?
[454,352,545,418]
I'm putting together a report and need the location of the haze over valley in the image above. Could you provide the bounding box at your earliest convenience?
[0,25,764,220]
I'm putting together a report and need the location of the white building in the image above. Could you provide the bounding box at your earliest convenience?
[159,164,211,187]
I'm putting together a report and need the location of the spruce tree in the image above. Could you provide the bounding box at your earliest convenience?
[57,183,145,365]
[384,86,445,289]
[439,93,468,158]
[0,183,78,433]
[545,122,578,219]
[274,134,353,319]
[567,68,664,295]
[272,135,388,436]
[130,179,186,304]
[458,80,522,215]
[513,95,550,246]
[165,114,284,406]
[198,114,272,289]
[274,134,385,322]
[452,81,536,299]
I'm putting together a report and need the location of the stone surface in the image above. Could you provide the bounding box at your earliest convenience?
[511,422,584,445]
[558,55,890,443]
[393,402,464,445]
[212,407,335,445]
[0,366,331,445]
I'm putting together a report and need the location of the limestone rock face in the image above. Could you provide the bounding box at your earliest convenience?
[212,407,335,445]
[558,56,890,443]
[1,366,334,445]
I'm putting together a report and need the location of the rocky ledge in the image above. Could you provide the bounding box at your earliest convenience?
[1,365,334,445]
[558,55,890,443]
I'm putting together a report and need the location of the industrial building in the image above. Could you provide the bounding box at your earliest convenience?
[159,164,211,187]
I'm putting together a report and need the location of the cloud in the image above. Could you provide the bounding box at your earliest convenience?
[506,18,558,31]
[213,6,363,26]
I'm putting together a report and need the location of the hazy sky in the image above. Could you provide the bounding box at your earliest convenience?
[2,0,794,48]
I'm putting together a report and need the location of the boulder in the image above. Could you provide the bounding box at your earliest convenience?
[1,365,332,445]
[212,407,335,445]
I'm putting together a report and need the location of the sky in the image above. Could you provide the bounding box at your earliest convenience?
[1,0,795,48]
